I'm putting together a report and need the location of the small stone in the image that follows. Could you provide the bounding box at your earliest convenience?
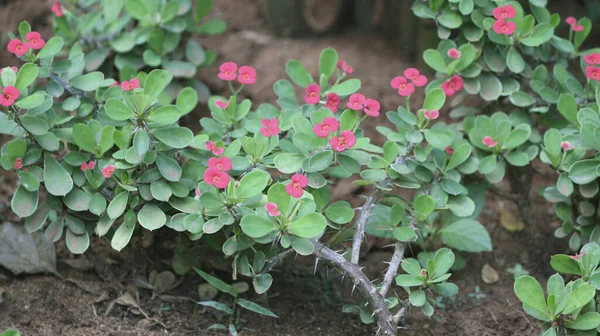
[482,263,499,284]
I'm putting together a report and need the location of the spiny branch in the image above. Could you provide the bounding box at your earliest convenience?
[260,248,295,273]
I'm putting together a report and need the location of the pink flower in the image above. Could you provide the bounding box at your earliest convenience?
[330,130,356,152]
[445,146,454,155]
[7,39,30,57]
[586,66,600,81]
[218,62,238,81]
[25,32,45,50]
[390,76,415,97]
[584,53,600,65]
[215,99,229,109]
[52,2,63,16]
[447,48,461,59]
[102,165,116,178]
[14,157,22,170]
[204,168,230,189]
[260,118,280,137]
[313,117,340,138]
[121,78,140,91]
[492,5,516,20]
[0,86,20,107]
[0,66,18,75]
[265,202,281,216]
[570,251,586,260]
[81,162,88,172]
[561,141,573,150]
[482,136,498,148]
[285,174,308,198]
[88,161,96,169]
[566,17,577,25]
[423,109,439,120]
[194,189,201,200]
[205,141,224,156]
[572,24,584,32]
[337,60,353,74]
[404,68,428,87]
[304,84,321,104]
[324,93,340,113]
[441,75,464,97]
[238,65,257,85]
[346,93,365,110]
[493,20,516,35]
[363,98,380,117]
[208,156,233,172]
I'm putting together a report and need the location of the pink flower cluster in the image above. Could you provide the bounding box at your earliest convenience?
[51,2,63,16]
[585,52,600,82]
[265,202,281,216]
[312,117,356,152]
[337,60,353,75]
[304,86,343,113]
[561,141,573,151]
[7,32,45,57]
[102,165,116,178]
[482,136,498,148]
[121,78,140,91]
[346,93,380,117]
[204,156,232,189]
[14,157,22,170]
[215,99,229,109]
[286,174,308,198]
[423,110,439,120]
[447,48,461,59]
[205,141,224,156]
[566,17,584,32]
[80,160,96,172]
[260,118,280,137]
[390,68,427,97]
[218,62,257,85]
[0,86,20,107]
[492,5,516,36]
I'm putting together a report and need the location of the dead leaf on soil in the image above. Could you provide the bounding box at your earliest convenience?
[150,271,176,296]
[497,201,525,232]
[0,222,59,276]
[198,283,219,301]
[59,258,93,271]
[105,292,166,328]
[482,264,499,284]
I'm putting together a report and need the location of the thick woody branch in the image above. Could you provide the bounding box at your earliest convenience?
[379,241,406,297]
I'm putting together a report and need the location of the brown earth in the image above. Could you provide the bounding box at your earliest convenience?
[0,0,592,335]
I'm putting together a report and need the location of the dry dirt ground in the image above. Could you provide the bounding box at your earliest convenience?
[0,0,594,335]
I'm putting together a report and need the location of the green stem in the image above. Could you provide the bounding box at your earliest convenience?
[406,96,411,113]
[352,115,368,133]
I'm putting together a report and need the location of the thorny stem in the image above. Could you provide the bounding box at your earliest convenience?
[49,72,88,98]
[79,32,119,48]
[260,248,295,273]
[379,241,406,298]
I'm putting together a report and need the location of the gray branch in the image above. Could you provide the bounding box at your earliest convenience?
[260,248,295,273]
[379,241,406,298]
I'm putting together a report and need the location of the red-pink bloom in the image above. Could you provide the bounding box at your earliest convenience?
[493,20,516,35]
[7,39,30,56]
[205,141,224,156]
[121,78,140,91]
[14,157,22,170]
[447,48,461,59]
[441,75,464,97]
[566,17,577,25]
[25,32,45,50]
[0,66,18,75]
[584,53,600,65]
[265,202,281,216]
[110,81,119,88]
[304,84,321,104]
[324,92,340,113]
[215,99,229,109]
[482,136,498,148]
[586,66,600,81]
[88,161,96,169]
[203,168,230,189]
[81,162,88,172]
[572,24,584,32]
[286,174,308,198]
[337,60,353,74]
[423,109,439,120]
[208,156,233,172]
[52,2,63,16]
[238,65,257,85]
[260,118,280,137]
[346,93,365,110]
[570,251,586,260]
[101,165,116,178]
[445,146,454,155]
[492,5,516,20]
[0,86,20,107]
[313,117,340,138]
[218,62,237,81]
[363,98,380,117]
[404,68,428,87]
[330,130,356,152]
[390,76,415,97]
[561,141,573,150]
[194,188,201,199]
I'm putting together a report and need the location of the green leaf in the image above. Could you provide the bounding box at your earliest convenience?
[303,150,333,172]
[253,273,273,294]
[36,36,64,59]
[505,151,530,166]
[15,93,45,110]
[274,153,305,174]
[423,49,446,73]
[506,47,525,73]
[138,203,167,230]
[71,72,104,91]
[447,195,475,217]
[409,290,426,307]
[567,312,600,330]
[153,127,193,148]
[197,301,233,314]
[240,214,277,238]
[156,154,182,182]
[111,210,135,251]
[521,23,554,47]
[550,254,582,275]
[105,98,134,121]
[124,0,147,20]
[89,193,107,216]
[185,40,206,66]
[288,213,327,239]
[563,283,595,314]
[64,188,91,211]
[478,73,503,101]
[197,19,227,35]
[514,276,549,316]
[43,154,73,196]
[14,63,38,91]
[286,60,313,88]
[144,69,173,101]
[446,143,471,171]
[393,227,416,242]
[236,169,270,199]
[236,298,278,318]
[432,248,454,278]
[319,48,338,83]
[329,79,361,96]
[439,219,492,252]
[133,130,150,156]
[423,89,446,111]
[503,124,531,149]
[414,194,435,219]
[20,116,49,135]
[65,229,89,254]
[176,87,198,115]
[11,185,38,218]
[18,171,40,192]
[510,91,535,107]
[569,160,600,185]
[557,93,578,125]
[438,12,462,29]
[194,267,237,297]
[395,274,424,287]
[325,201,355,224]
[107,191,129,219]
[290,236,315,255]
[72,124,96,153]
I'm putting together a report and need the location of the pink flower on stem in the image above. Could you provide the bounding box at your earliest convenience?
[363,98,380,117]
[572,25,584,32]
[0,66,18,75]
[81,162,88,172]
[561,141,573,151]
[52,2,64,16]
[218,62,238,81]
[337,60,353,74]
[25,32,45,50]
[260,118,280,137]
[441,75,464,97]
[194,189,201,200]
[286,174,308,198]
[304,84,321,104]
[324,93,340,112]
[493,20,516,35]
[7,39,30,56]
[88,161,96,169]
[208,156,233,172]
[215,99,229,109]
[482,136,498,148]
[423,110,439,120]
[0,86,20,107]
[404,68,428,87]
[205,141,224,156]
[265,202,281,216]
[203,168,230,189]
[121,78,140,91]
[330,130,356,152]
[586,66,600,81]
[14,157,22,170]
[570,251,586,260]
[447,48,461,59]
[445,146,454,155]
[584,53,600,65]
[390,76,415,97]
[238,65,257,85]
[566,17,577,25]
[313,117,340,138]
[346,93,365,110]
[102,165,116,178]
[492,5,516,20]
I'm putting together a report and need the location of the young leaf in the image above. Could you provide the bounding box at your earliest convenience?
[236,298,278,318]
[194,267,237,297]
[514,276,549,316]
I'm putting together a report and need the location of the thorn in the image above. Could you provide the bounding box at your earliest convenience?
[313,258,320,276]
[351,284,357,295]
[382,243,396,248]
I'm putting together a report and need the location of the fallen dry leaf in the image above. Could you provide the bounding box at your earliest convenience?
[482,263,499,284]
[497,201,525,232]
[0,222,59,276]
